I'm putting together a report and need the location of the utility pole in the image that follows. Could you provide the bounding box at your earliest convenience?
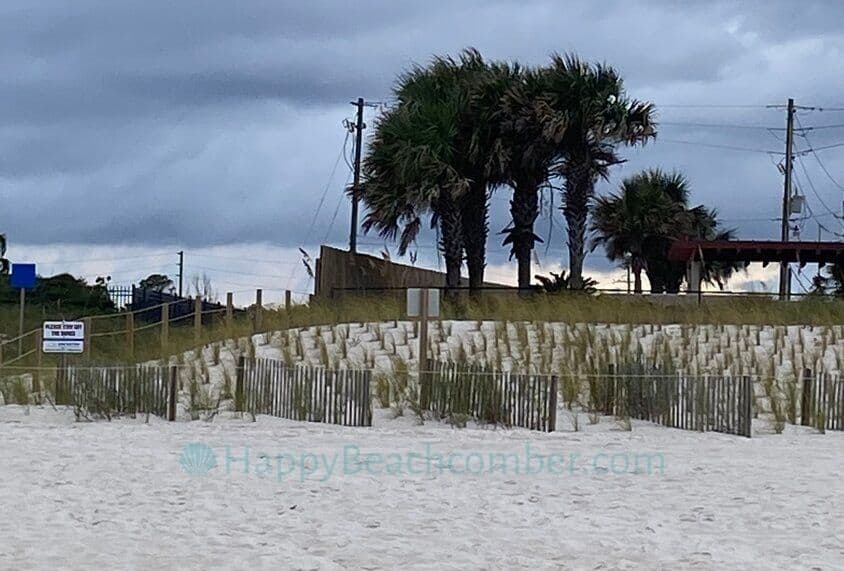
[349,97,365,253]
[177,250,184,298]
[778,98,795,300]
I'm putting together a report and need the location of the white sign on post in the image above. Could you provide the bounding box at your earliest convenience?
[42,321,85,354]
[406,288,440,318]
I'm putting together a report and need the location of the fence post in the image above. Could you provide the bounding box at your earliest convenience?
[548,375,558,433]
[743,376,752,437]
[606,363,616,415]
[254,289,263,333]
[285,290,292,312]
[161,303,170,355]
[194,296,202,345]
[33,329,42,394]
[168,365,177,421]
[418,288,430,409]
[235,354,245,411]
[127,311,135,360]
[226,292,233,329]
[84,317,93,363]
[801,368,812,426]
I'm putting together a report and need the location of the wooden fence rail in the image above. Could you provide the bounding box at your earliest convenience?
[237,357,372,427]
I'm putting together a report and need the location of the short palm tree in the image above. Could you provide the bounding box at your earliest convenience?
[541,54,656,289]
[592,169,739,294]
[591,175,680,293]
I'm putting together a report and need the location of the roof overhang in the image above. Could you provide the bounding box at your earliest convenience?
[667,240,844,268]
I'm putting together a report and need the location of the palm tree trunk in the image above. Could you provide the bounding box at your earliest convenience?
[632,257,646,294]
[510,176,541,290]
[461,181,488,291]
[562,162,594,290]
[436,194,464,291]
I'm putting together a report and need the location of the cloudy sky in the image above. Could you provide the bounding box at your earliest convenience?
[3,0,844,302]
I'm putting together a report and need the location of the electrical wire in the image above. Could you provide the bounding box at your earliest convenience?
[36,252,173,265]
[187,265,290,279]
[793,150,842,226]
[658,138,782,154]
[322,171,354,244]
[798,141,844,154]
[660,121,778,130]
[658,104,773,109]
[795,115,844,192]
[188,253,297,265]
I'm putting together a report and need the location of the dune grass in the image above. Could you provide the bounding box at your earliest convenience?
[1,292,843,379]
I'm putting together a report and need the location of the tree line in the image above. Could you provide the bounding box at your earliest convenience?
[359,49,740,293]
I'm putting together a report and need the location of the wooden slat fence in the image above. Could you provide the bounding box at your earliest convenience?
[57,365,170,418]
[237,357,372,427]
[613,372,753,437]
[800,370,844,432]
[425,363,558,432]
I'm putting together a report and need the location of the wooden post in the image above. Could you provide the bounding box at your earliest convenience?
[801,368,812,426]
[84,317,92,363]
[548,375,558,433]
[285,290,292,312]
[18,288,25,355]
[194,296,202,345]
[225,292,234,329]
[235,354,245,411]
[254,289,263,333]
[742,376,752,438]
[161,303,170,355]
[33,329,42,394]
[168,365,177,421]
[418,288,430,408]
[126,312,135,360]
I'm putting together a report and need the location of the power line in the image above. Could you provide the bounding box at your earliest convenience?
[188,252,298,265]
[286,127,353,289]
[660,121,778,130]
[658,104,773,109]
[37,252,173,265]
[795,115,844,193]
[793,152,842,228]
[797,141,844,154]
[658,138,782,154]
[795,123,844,132]
[187,265,290,280]
[301,131,349,248]
[323,171,354,244]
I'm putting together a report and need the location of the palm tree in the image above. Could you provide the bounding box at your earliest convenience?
[591,175,680,293]
[361,102,466,289]
[492,65,560,289]
[0,234,8,275]
[541,54,656,289]
[592,169,739,294]
[363,49,501,291]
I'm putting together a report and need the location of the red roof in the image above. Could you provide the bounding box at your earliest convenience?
[668,240,844,266]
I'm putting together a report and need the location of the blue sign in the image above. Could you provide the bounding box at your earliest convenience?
[10,263,36,289]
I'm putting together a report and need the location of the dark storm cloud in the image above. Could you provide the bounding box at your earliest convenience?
[2,0,844,270]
